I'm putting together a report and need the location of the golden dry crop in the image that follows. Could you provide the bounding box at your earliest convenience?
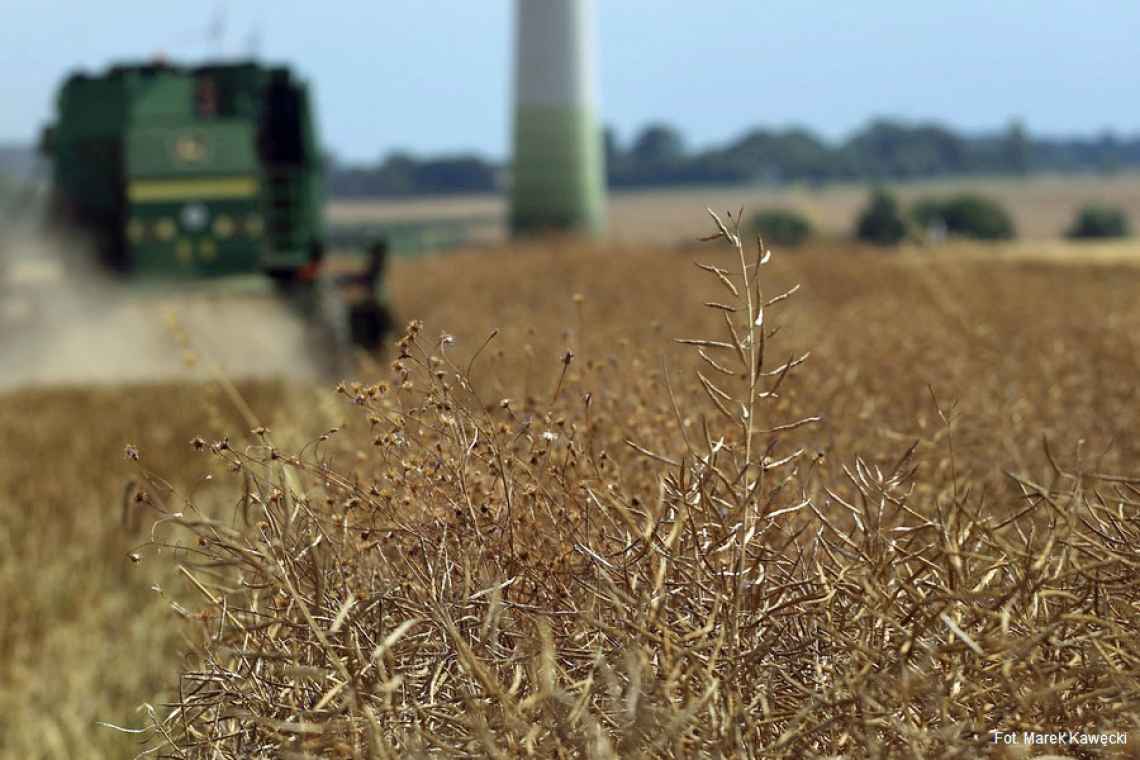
[3,216,1140,758]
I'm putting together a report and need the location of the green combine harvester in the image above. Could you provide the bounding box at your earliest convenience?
[38,59,394,349]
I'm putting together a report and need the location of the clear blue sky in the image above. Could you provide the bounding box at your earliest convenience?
[2,1,1137,162]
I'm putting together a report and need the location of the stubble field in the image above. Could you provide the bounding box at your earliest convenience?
[330,171,1140,245]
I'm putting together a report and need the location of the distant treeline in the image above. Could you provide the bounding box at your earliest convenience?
[326,153,502,198]
[326,118,1140,198]
[5,117,1140,199]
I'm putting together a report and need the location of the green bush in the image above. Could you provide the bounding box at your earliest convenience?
[911,194,1016,241]
[1066,204,1130,239]
[749,208,814,247]
[855,189,908,246]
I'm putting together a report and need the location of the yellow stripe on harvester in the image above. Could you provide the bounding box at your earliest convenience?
[128,176,258,202]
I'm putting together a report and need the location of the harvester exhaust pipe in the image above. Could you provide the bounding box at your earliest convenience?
[510,0,606,237]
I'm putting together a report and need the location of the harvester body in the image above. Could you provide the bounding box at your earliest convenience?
[43,61,325,277]
[38,60,391,350]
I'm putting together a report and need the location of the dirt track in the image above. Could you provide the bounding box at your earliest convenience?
[0,237,344,390]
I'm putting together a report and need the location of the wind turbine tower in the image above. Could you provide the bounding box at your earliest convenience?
[510,0,606,236]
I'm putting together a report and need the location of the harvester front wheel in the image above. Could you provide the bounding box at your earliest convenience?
[348,302,393,350]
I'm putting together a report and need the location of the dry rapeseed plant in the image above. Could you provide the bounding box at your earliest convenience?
[126,211,1140,759]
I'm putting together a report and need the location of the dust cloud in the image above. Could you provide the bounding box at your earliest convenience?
[0,205,343,391]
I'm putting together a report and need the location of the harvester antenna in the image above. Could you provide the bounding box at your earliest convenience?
[244,24,263,59]
[207,4,227,56]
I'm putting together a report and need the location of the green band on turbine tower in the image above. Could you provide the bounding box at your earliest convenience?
[511,0,606,237]
[512,105,605,234]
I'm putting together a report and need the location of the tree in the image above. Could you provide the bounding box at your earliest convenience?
[845,119,967,179]
[602,126,622,168]
[750,209,814,248]
[855,189,907,246]
[721,128,832,182]
[630,123,685,171]
[1003,118,1029,175]
[1067,204,1130,239]
[602,125,629,181]
[912,194,1015,241]
[412,155,497,194]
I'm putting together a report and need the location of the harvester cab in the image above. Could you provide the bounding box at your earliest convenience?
[37,59,393,353]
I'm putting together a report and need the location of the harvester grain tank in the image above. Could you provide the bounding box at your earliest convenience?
[510,0,606,236]
[38,60,392,348]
